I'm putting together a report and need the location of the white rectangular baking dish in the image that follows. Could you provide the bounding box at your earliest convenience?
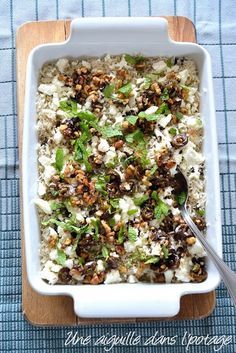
[22,17,222,318]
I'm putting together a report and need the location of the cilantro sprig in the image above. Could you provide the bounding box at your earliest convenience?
[101,125,123,138]
[127,226,137,242]
[118,82,132,97]
[151,191,169,220]
[124,54,145,65]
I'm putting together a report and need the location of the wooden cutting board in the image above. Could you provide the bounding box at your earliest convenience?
[16,16,215,326]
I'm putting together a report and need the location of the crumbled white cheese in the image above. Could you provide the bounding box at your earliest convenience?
[65,259,74,270]
[34,199,52,214]
[51,263,62,273]
[96,260,105,273]
[38,182,46,196]
[127,274,138,283]
[104,270,122,284]
[98,138,110,152]
[152,60,167,72]
[44,165,56,183]
[178,69,189,84]
[38,84,57,96]
[119,196,140,221]
[114,213,121,222]
[56,58,69,73]
[182,143,204,166]
[158,114,172,128]
[103,147,117,164]
[175,257,192,282]
[145,106,158,114]
[188,239,206,257]
[164,270,174,283]
[53,129,63,144]
[40,260,58,284]
[76,211,85,222]
[150,242,162,256]
[49,249,57,261]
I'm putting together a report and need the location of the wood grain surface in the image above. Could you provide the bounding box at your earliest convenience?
[16,16,215,326]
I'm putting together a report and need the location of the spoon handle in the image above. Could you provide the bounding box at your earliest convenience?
[181,206,236,306]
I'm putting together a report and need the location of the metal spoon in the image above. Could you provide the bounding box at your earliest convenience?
[176,168,236,306]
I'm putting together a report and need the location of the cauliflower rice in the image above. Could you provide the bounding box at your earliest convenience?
[35,54,207,285]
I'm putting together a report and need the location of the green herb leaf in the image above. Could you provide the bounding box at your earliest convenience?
[56,249,66,266]
[108,218,116,228]
[42,219,89,239]
[162,245,169,259]
[166,58,173,68]
[143,77,152,89]
[121,155,136,167]
[127,209,138,216]
[110,198,120,209]
[197,208,205,216]
[160,87,169,101]
[192,263,200,272]
[138,111,161,122]
[59,100,77,113]
[103,84,115,98]
[153,197,169,220]
[156,103,170,115]
[74,139,92,172]
[102,246,109,259]
[91,219,100,240]
[144,256,160,264]
[118,82,132,97]
[128,226,137,243]
[125,129,144,144]
[95,175,109,196]
[101,125,123,138]
[125,54,145,65]
[117,225,125,244]
[126,115,138,125]
[151,190,159,202]
[180,84,190,90]
[176,112,183,121]
[150,165,158,175]
[55,148,64,172]
[134,195,149,206]
[169,127,178,136]
[50,201,64,211]
[78,257,85,266]
[176,191,187,206]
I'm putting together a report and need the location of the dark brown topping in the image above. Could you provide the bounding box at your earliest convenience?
[193,217,206,231]
[171,134,188,148]
[58,267,72,283]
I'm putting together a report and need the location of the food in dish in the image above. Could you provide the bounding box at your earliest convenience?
[35,54,207,285]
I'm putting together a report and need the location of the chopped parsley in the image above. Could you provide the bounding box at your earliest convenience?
[102,246,109,259]
[56,249,66,266]
[124,54,145,65]
[118,82,132,97]
[55,148,64,172]
[101,125,123,138]
[127,226,137,242]
[144,256,160,264]
[126,115,138,125]
[103,83,115,98]
[134,195,149,206]
[95,175,109,196]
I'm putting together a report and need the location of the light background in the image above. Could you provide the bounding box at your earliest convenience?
[0,0,235,352]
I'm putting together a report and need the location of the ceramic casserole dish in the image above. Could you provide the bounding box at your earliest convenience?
[23,17,222,318]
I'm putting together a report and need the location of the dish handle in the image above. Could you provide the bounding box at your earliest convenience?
[68,17,171,44]
[72,285,181,318]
